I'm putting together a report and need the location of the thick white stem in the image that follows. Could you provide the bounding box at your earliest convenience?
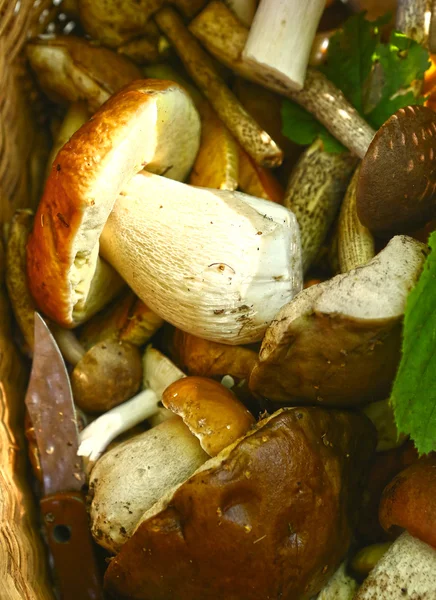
[78,389,159,464]
[100,172,302,344]
[242,0,325,91]
[189,3,375,159]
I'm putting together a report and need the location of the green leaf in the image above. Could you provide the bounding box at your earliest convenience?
[319,12,383,113]
[281,11,430,155]
[391,232,436,454]
[367,32,431,128]
[281,100,346,153]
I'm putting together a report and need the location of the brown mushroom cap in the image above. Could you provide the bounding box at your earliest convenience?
[357,105,436,235]
[162,376,255,456]
[104,407,376,600]
[170,328,257,381]
[71,339,143,413]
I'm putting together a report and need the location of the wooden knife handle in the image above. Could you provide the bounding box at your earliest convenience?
[40,491,104,600]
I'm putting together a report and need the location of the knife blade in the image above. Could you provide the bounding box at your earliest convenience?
[25,313,104,600]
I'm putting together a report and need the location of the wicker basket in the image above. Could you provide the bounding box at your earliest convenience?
[0,0,58,597]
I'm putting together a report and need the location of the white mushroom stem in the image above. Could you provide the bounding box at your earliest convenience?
[78,346,186,463]
[242,0,325,91]
[50,324,86,366]
[189,2,375,158]
[396,0,432,46]
[100,172,302,344]
[78,389,160,464]
[143,345,185,427]
[224,0,257,26]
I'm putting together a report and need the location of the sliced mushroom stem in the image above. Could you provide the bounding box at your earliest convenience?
[396,0,432,46]
[78,389,160,465]
[284,140,358,272]
[155,6,283,167]
[49,324,86,366]
[242,0,325,91]
[189,1,376,159]
[337,165,375,273]
[224,0,257,26]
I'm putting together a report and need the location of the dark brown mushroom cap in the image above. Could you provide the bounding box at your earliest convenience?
[71,339,143,413]
[104,407,376,600]
[357,105,436,235]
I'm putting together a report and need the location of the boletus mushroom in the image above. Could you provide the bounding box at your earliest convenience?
[88,376,254,552]
[104,407,376,600]
[26,79,201,327]
[249,235,427,405]
[357,105,436,235]
[27,79,302,343]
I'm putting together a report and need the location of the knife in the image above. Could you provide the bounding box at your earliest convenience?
[25,313,104,600]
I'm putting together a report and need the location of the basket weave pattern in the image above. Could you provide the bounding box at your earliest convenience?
[0,1,55,597]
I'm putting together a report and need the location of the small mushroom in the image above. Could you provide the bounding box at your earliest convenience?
[70,339,143,413]
[350,542,393,578]
[169,328,257,382]
[26,35,142,112]
[88,373,254,553]
[379,455,436,548]
[354,532,436,599]
[77,345,185,466]
[241,0,325,91]
[104,407,376,600]
[162,376,255,456]
[249,235,428,405]
[357,105,436,235]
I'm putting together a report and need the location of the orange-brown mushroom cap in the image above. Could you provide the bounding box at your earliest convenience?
[379,454,436,548]
[162,376,255,456]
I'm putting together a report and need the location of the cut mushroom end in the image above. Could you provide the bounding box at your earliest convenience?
[162,376,255,456]
[249,236,428,405]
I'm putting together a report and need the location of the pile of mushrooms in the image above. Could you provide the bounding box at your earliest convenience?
[6,0,436,599]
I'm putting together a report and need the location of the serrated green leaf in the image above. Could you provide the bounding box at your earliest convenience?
[367,32,430,128]
[319,12,382,113]
[281,100,321,146]
[281,100,346,153]
[391,232,436,455]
